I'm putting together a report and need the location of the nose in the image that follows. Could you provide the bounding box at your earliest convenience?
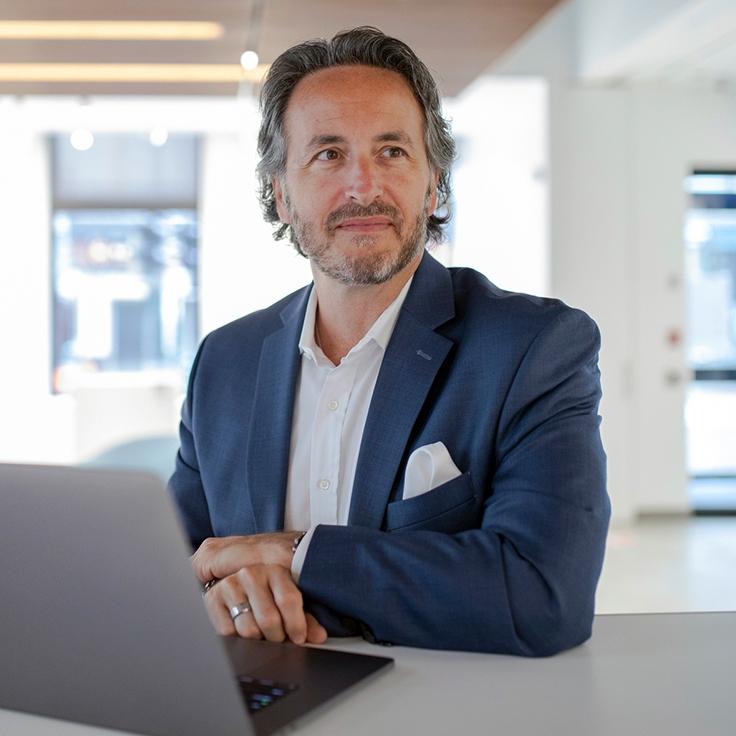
[344,156,382,205]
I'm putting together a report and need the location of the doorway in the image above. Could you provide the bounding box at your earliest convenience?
[684,170,736,513]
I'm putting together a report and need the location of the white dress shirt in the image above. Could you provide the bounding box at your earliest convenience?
[285,277,413,579]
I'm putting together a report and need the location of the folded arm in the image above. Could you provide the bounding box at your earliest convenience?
[298,308,609,656]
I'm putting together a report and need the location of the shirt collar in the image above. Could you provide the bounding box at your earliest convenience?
[298,276,414,363]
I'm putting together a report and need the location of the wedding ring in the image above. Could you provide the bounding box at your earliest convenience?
[229,600,251,620]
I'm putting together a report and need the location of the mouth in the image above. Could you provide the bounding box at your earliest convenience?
[335,217,394,233]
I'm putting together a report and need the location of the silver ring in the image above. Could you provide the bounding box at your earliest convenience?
[229,601,251,621]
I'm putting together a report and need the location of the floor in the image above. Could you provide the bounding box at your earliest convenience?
[596,515,736,614]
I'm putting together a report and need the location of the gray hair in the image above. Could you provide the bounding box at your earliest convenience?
[256,26,455,250]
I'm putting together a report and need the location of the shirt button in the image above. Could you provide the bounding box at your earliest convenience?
[327,399,339,411]
[318,479,330,491]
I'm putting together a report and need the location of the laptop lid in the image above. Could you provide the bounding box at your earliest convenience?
[0,463,254,736]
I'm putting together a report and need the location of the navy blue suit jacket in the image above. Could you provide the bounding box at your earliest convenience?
[169,252,610,656]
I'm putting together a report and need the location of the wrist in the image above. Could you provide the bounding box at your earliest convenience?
[273,531,306,567]
[290,531,307,557]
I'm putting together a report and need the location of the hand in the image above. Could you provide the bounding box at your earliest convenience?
[202,563,327,645]
[192,532,301,585]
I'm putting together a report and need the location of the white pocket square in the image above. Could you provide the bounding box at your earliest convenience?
[402,442,462,500]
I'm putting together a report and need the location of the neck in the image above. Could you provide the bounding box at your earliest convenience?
[311,254,421,364]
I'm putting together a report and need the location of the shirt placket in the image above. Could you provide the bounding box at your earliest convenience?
[309,360,356,526]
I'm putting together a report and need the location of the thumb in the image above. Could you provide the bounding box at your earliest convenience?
[190,540,218,583]
[305,613,328,644]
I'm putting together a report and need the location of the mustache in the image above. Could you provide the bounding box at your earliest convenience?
[325,202,401,231]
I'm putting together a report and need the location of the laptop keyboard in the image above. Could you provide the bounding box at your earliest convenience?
[237,675,298,713]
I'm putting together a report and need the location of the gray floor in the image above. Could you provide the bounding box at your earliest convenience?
[596,515,736,614]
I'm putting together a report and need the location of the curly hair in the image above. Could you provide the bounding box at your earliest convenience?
[256,26,455,250]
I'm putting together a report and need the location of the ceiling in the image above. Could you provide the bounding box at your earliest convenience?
[577,0,736,87]
[0,0,564,98]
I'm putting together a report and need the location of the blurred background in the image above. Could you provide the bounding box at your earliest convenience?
[1,0,735,612]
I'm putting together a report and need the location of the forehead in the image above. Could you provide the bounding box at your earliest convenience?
[283,65,425,146]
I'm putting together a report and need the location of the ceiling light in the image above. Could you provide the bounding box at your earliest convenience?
[0,21,224,40]
[240,50,259,71]
[0,64,268,83]
[70,128,94,151]
[149,127,169,147]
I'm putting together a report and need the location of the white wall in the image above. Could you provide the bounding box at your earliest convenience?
[449,77,549,297]
[490,4,638,522]
[199,117,310,335]
[0,105,76,465]
[490,0,736,518]
[631,86,736,511]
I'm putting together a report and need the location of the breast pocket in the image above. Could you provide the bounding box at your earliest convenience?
[384,471,480,533]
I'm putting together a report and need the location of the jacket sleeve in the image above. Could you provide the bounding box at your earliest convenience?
[297,308,610,656]
[167,337,214,550]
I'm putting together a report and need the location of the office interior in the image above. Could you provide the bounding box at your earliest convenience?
[1,0,735,616]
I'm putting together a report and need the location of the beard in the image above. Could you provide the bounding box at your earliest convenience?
[286,199,428,286]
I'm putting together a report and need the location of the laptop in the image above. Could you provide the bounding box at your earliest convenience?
[0,463,393,736]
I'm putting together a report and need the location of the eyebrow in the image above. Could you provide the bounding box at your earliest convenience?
[306,134,345,148]
[305,130,415,149]
[375,131,413,145]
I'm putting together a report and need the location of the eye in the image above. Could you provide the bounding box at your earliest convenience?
[381,146,406,158]
[315,149,340,161]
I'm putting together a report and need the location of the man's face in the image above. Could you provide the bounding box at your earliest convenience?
[273,64,438,286]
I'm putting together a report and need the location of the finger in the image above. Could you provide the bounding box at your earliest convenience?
[220,576,263,640]
[202,581,236,636]
[191,537,221,583]
[269,569,307,645]
[193,536,266,582]
[305,613,328,644]
[238,567,287,643]
[232,603,263,641]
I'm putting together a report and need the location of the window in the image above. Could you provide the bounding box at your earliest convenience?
[50,133,199,393]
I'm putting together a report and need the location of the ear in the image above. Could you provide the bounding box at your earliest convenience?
[426,169,440,215]
[273,177,291,224]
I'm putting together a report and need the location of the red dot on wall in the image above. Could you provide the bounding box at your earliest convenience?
[666,328,681,347]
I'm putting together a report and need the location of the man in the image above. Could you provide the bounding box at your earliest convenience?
[169,27,610,656]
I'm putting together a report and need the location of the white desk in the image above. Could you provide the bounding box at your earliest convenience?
[2,612,734,736]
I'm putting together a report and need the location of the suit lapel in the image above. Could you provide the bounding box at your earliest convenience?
[245,288,310,532]
[348,253,456,528]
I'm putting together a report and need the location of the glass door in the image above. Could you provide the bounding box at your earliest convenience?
[684,171,736,513]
